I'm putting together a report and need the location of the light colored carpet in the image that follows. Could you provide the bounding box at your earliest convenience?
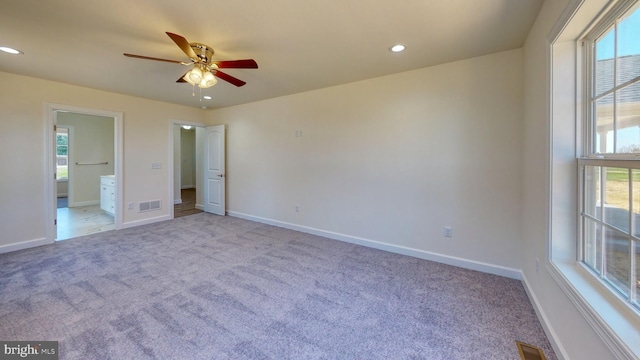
[0,213,556,359]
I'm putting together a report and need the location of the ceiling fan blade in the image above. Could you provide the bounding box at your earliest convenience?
[124,53,184,64]
[166,32,198,59]
[214,70,247,87]
[214,59,258,69]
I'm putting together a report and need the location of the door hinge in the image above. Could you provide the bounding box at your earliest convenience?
[54,124,57,132]
[54,219,57,225]
[54,173,57,180]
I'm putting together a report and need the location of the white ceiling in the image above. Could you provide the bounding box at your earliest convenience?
[0,0,543,110]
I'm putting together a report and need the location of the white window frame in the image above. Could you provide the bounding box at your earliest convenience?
[583,1,640,158]
[577,160,640,307]
[579,0,640,311]
[548,0,640,359]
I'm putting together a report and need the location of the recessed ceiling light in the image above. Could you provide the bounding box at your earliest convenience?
[0,46,23,55]
[203,95,212,100]
[389,44,406,53]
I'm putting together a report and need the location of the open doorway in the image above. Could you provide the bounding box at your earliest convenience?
[171,122,205,218]
[56,112,115,240]
[46,104,123,243]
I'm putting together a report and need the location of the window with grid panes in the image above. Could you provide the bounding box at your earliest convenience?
[579,1,640,311]
[56,128,68,180]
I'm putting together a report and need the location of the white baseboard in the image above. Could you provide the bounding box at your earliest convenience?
[69,200,99,207]
[227,211,522,280]
[521,272,569,360]
[174,199,182,205]
[195,204,204,210]
[0,237,52,254]
[181,185,195,189]
[121,214,172,229]
[57,193,68,198]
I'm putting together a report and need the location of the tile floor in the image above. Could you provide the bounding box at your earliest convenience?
[56,203,115,241]
[56,189,198,240]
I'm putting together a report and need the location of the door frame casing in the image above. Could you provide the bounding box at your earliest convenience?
[45,103,124,242]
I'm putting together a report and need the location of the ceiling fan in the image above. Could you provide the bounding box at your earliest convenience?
[124,32,258,89]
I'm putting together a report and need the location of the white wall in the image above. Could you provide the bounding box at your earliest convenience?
[521,1,620,359]
[0,71,204,251]
[207,49,524,275]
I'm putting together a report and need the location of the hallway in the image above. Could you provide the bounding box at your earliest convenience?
[174,188,202,218]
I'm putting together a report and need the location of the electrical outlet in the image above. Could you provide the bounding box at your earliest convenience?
[128,202,133,210]
[444,226,453,238]
[536,258,540,273]
[295,204,300,213]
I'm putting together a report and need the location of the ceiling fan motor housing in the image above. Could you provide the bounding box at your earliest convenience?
[190,43,214,64]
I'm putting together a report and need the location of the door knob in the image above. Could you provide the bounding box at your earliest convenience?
[217,174,225,178]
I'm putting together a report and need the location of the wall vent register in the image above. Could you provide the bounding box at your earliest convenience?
[139,200,161,212]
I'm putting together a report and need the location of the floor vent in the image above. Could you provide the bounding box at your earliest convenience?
[516,341,546,360]
[139,200,161,213]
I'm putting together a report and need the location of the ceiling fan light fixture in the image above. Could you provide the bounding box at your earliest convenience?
[184,66,217,89]
[187,66,203,83]
[199,71,217,88]
[183,74,195,86]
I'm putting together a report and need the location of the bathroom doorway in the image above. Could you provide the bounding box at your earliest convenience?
[56,112,115,240]
[46,104,123,243]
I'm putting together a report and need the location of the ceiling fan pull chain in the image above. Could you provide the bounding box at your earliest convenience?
[191,83,195,97]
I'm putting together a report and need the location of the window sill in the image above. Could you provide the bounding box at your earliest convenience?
[548,260,640,360]
[57,178,68,183]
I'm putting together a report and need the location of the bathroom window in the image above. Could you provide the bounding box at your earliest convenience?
[56,128,68,180]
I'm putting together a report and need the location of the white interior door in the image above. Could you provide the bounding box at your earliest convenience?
[203,125,226,215]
